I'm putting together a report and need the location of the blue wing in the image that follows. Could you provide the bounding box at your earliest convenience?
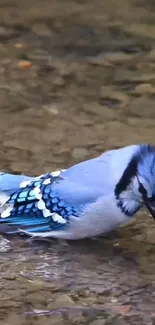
[0,172,80,235]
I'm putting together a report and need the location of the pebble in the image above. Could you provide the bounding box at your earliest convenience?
[145,229,155,244]
[124,311,143,320]
[40,315,63,325]
[128,97,155,118]
[110,297,118,303]
[151,313,155,325]
[83,102,118,119]
[102,52,133,64]
[52,76,65,87]
[100,87,129,108]
[89,319,107,325]
[118,305,131,315]
[0,236,12,252]
[43,104,59,115]
[128,288,145,296]
[88,55,113,67]
[17,60,32,69]
[124,23,155,39]
[113,243,120,247]
[134,83,155,95]
[89,286,112,295]
[32,23,52,36]
[99,86,113,98]
[147,48,155,60]
[0,25,19,39]
[3,273,17,280]
[48,294,75,309]
[78,289,90,297]
[15,43,25,49]
[72,148,89,160]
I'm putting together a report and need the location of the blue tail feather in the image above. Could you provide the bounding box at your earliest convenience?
[21,225,51,233]
[0,215,51,234]
[0,171,69,236]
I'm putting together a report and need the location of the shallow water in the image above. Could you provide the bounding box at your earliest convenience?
[1,0,155,324]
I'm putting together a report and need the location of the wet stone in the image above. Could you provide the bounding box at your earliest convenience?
[40,315,63,325]
[32,23,52,36]
[72,147,89,159]
[151,313,155,325]
[68,314,90,324]
[83,102,118,119]
[145,228,155,244]
[43,104,59,115]
[88,55,113,67]
[48,294,75,309]
[89,286,112,295]
[134,83,155,95]
[0,236,12,252]
[99,87,129,108]
[128,97,155,118]
[123,23,155,40]
[101,52,134,64]
[3,274,17,280]
[110,297,118,303]
[0,26,19,39]
[89,318,107,325]
[147,48,155,60]
[78,289,90,297]
[124,312,143,321]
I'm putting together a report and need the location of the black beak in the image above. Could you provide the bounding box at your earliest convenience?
[144,199,155,220]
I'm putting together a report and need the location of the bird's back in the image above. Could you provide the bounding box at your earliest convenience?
[60,144,139,195]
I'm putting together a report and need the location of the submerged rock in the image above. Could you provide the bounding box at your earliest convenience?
[48,294,75,309]
[0,236,12,252]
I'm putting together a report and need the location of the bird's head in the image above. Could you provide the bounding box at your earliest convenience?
[115,144,155,219]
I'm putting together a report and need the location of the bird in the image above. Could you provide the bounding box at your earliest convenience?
[0,143,155,239]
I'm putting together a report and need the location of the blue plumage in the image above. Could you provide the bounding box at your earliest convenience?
[1,144,155,239]
[0,172,80,235]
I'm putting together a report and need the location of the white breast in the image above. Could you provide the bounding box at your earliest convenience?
[60,194,130,239]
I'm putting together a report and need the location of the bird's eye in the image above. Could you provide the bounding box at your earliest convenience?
[139,182,147,197]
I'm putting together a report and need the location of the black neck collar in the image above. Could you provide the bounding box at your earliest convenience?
[115,155,138,198]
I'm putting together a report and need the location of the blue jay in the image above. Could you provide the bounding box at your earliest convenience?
[0,143,155,239]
